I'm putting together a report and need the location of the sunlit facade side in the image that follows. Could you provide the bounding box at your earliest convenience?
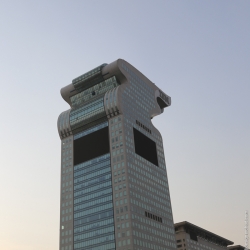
[57,59,176,250]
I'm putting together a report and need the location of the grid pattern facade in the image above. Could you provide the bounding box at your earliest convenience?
[176,236,229,250]
[115,63,176,250]
[58,59,176,250]
[73,150,115,249]
[175,222,233,250]
[60,137,74,250]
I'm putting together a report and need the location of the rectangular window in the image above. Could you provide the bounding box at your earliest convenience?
[133,128,158,166]
[74,126,110,165]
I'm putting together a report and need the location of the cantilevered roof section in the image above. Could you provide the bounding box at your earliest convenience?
[175,221,234,247]
[72,63,108,90]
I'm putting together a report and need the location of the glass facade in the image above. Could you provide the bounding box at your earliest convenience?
[74,147,115,249]
[70,98,104,127]
[72,63,107,89]
[58,59,176,250]
[74,122,108,140]
[69,76,120,132]
[71,76,119,108]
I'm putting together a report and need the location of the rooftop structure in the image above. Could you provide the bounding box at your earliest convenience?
[227,245,245,250]
[175,221,233,250]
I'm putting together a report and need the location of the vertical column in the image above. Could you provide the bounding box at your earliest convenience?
[109,115,133,249]
[60,136,74,250]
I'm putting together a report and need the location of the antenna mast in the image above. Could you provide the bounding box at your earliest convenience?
[246,210,249,250]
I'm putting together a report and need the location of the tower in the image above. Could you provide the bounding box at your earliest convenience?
[57,59,176,250]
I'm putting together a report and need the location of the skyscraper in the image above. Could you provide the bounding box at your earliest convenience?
[57,59,176,250]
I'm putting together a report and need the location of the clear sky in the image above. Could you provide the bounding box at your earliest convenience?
[0,1,249,249]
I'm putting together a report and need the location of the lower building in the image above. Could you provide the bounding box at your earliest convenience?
[227,245,245,250]
[174,221,233,250]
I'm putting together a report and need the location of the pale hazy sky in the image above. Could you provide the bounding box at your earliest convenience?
[0,1,249,249]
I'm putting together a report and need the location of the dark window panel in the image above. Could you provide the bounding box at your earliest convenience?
[190,231,198,241]
[74,127,110,165]
[133,128,158,166]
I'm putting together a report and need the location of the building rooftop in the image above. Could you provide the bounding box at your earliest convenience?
[175,221,234,247]
[227,245,245,250]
